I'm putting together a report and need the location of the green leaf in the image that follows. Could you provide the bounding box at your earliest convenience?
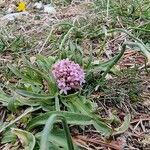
[23,57,57,95]
[8,64,26,79]
[25,65,57,95]
[11,128,36,150]
[36,55,56,73]
[93,120,112,137]
[1,130,16,144]
[113,114,131,135]
[27,111,94,130]
[16,89,54,99]
[9,56,57,95]
[62,95,112,137]
[0,90,11,105]
[0,39,6,52]
[36,129,80,150]
[8,64,42,87]
[40,114,74,150]
[87,56,119,74]
[15,90,55,110]
[8,97,17,112]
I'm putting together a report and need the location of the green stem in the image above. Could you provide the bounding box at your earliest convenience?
[39,27,54,53]
[59,27,76,50]
[40,114,74,150]
[55,94,60,111]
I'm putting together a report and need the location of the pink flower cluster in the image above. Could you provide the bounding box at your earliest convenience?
[52,59,85,94]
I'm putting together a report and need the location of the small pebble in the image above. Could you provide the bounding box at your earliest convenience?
[33,1,43,10]
[43,4,56,14]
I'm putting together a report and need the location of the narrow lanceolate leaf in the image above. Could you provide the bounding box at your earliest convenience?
[0,91,11,104]
[11,128,36,150]
[40,114,74,150]
[113,114,131,135]
[27,111,94,130]
[36,129,80,150]
[16,89,54,99]
[8,64,23,79]
[63,95,112,136]
[1,130,16,144]
[87,56,119,74]
[23,57,57,95]
[93,121,112,137]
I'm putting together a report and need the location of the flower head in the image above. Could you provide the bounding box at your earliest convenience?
[17,2,26,12]
[52,59,85,94]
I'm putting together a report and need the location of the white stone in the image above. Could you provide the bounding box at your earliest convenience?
[33,1,43,10]
[43,4,56,14]
[0,12,29,21]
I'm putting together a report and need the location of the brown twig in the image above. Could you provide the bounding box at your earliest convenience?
[73,135,124,150]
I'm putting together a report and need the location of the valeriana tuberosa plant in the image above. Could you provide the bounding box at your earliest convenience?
[51,59,113,136]
[52,58,85,94]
